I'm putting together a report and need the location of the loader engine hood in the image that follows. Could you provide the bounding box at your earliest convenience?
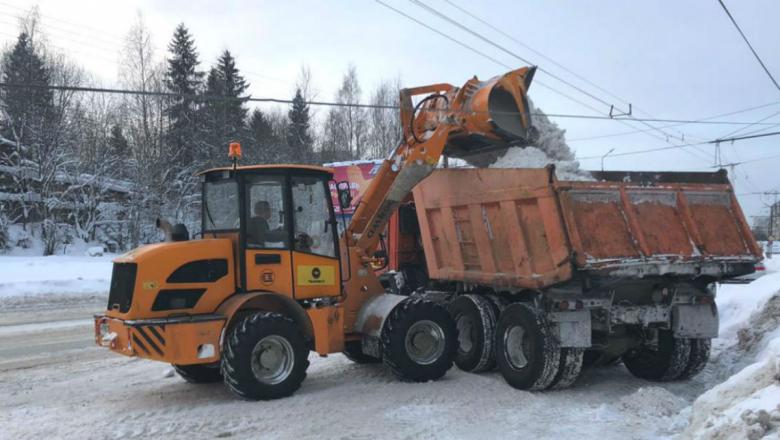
[105,239,235,320]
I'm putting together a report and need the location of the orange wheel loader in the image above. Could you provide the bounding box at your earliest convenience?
[94,66,538,400]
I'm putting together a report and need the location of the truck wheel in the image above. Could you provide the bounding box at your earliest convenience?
[222,312,310,400]
[173,363,222,383]
[622,330,691,381]
[548,348,584,390]
[679,338,711,379]
[381,297,457,382]
[447,294,498,372]
[496,303,561,391]
[342,340,381,364]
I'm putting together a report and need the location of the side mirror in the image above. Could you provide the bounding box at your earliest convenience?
[336,181,352,210]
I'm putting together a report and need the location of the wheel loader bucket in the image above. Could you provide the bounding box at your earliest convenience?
[442,66,538,165]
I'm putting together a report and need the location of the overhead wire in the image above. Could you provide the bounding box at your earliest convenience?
[716,0,780,93]
[5,81,780,126]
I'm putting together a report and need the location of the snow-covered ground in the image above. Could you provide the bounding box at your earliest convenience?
[0,254,778,439]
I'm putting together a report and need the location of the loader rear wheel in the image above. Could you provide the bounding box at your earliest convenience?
[222,312,309,400]
[678,338,711,380]
[381,297,457,382]
[622,330,691,382]
[173,362,222,383]
[342,340,381,364]
[447,294,498,372]
[548,348,584,390]
[496,303,561,391]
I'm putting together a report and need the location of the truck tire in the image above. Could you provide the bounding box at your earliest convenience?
[622,330,691,381]
[679,338,711,380]
[381,297,457,382]
[548,348,584,390]
[447,294,498,372]
[222,312,310,400]
[342,340,381,364]
[496,303,561,391]
[173,362,222,383]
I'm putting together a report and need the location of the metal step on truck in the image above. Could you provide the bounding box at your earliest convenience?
[361,165,762,390]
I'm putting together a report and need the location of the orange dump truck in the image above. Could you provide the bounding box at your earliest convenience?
[381,165,761,390]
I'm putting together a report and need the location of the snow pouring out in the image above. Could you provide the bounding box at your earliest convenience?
[469,100,594,180]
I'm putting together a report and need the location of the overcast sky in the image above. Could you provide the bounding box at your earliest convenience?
[2,0,779,218]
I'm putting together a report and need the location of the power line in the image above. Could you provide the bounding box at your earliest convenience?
[568,99,780,142]
[5,82,780,126]
[439,0,693,144]
[716,0,780,93]
[407,0,692,147]
[372,0,610,119]
[709,130,780,144]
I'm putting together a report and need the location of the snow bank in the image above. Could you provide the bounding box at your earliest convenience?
[683,258,780,439]
[0,255,113,299]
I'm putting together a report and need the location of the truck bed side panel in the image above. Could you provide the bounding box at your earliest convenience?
[413,168,573,289]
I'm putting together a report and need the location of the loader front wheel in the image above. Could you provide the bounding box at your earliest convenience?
[622,330,691,381]
[447,294,498,372]
[222,312,309,400]
[496,303,561,391]
[173,362,222,383]
[382,297,457,382]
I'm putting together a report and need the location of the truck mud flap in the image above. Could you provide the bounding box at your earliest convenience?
[672,304,718,338]
[549,310,591,348]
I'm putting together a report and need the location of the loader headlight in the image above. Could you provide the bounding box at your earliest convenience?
[99,321,109,338]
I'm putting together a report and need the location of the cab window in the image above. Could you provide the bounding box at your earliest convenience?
[246,175,289,249]
[203,179,239,231]
[292,176,337,257]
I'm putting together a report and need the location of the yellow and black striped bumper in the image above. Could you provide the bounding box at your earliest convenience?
[94,314,226,365]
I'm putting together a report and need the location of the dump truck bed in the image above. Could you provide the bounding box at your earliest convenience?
[411,167,761,289]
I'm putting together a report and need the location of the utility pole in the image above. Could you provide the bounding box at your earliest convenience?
[765,191,780,258]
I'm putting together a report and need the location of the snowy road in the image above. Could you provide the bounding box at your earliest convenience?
[0,299,702,440]
[1,256,778,439]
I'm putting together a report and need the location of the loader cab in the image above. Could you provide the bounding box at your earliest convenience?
[200,165,342,300]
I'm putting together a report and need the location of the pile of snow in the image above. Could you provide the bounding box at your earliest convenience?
[0,255,113,299]
[683,258,780,439]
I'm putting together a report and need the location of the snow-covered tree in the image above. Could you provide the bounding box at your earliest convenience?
[164,23,204,166]
[286,88,313,163]
[201,50,249,167]
[367,77,402,158]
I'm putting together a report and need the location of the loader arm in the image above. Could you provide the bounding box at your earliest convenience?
[344,66,538,259]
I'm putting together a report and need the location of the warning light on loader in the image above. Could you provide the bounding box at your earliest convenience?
[229,141,242,169]
[228,141,242,159]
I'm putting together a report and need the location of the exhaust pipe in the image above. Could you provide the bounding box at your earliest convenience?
[156,218,189,242]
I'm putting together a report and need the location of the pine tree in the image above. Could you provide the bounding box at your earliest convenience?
[201,50,249,165]
[248,108,278,163]
[108,124,129,159]
[164,23,204,165]
[0,32,53,143]
[286,89,313,163]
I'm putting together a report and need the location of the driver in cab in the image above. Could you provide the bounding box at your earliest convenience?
[247,201,287,247]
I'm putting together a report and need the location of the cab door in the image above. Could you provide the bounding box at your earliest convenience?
[243,174,294,296]
[290,175,341,299]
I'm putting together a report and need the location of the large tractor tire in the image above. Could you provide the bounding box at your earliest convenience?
[381,297,458,382]
[173,362,222,383]
[342,340,381,364]
[495,303,561,391]
[548,348,584,390]
[222,312,310,400]
[447,294,498,373]
[678,338,711,380]
[622,330,691,381]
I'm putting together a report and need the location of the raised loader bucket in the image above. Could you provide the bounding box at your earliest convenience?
[444,66,537,165]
